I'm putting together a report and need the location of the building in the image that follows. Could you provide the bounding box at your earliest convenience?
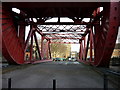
[71,51,77,58]
[86,43,120,59]
[112,43,120,58]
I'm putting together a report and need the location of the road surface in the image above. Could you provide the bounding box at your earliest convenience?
[2,61,114,89]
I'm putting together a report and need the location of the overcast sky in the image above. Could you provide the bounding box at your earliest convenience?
[116,27,120,43]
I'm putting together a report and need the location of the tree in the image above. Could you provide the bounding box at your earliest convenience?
[50,43,71,58]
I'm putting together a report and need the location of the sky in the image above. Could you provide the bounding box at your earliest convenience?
[116,27,120,43]
[71,44,80,52]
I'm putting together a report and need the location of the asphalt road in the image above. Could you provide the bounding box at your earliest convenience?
[2,61,114,89]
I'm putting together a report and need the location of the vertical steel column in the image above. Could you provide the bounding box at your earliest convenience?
[90,29,93,62]
[100,2,120,66]
[79,40,81,60]
[80,41,83,60]
[48,40,52,59]
[41,36,44,60]
[93,2,120,66]
[84,37,86,49]
[45,40,49,59]
[30,33,33,62]
[83,37,86,60]
[24,28,33,53]
[19,24,25,48]
[29,25,34,62]
[34,32,41,60]
[85,34,90,61]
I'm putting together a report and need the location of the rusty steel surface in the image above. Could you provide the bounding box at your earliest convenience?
[2,2,120,67]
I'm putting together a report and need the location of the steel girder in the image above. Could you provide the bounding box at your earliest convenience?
[79,2,120,67]
[1,2,120,67]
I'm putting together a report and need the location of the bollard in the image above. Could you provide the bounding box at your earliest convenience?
[53,79,56,90]
[8,78,11,90]
[104,73,108,90]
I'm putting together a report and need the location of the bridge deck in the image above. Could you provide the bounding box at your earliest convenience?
[2,61,118,89]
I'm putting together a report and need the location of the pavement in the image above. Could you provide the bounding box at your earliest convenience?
[2,61,116,89]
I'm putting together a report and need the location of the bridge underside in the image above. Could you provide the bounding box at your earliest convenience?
[1,2,120,67]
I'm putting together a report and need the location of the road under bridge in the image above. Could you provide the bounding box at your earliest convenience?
[2,61,120,89]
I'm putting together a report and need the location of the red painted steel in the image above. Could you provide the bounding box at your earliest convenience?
[41,36,44,59]
[50,42,79,44]
[90,29,94,62]
[45,37,82,40]
[25,59,52,64]
[45,41,49,59]
[34,32,41,60]
[84,34,90,61]
[79,2,120,67]
[30,33,33,61]
[93,2,120,67]
[48,40,52,59]
[19,24,25,49]
[2,8,24,64]
[2,2,120,67]
[24,27,33,53]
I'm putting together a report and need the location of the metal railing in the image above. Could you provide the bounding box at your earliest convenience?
[94,67,120,90]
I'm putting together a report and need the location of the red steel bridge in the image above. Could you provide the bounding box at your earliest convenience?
[1,2,120,67]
